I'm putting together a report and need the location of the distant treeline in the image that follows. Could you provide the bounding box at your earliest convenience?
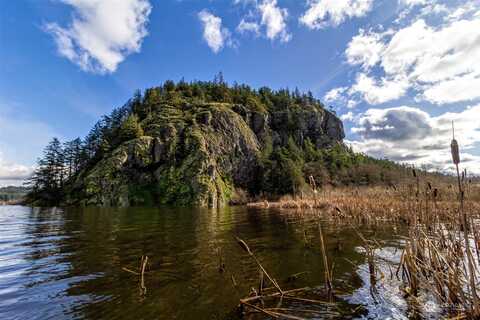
[0,186,29,202]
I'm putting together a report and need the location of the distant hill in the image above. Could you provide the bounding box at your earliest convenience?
[26,78,419,207]
[0,186,29,203]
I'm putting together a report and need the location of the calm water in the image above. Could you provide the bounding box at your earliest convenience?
[0,205,407,320]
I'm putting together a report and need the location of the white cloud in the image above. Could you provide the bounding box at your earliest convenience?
[446,1,479,22]
[324,87,347,103]
[0,155,33,183]
[399,0,428,7]
[341,13,480,105]
[44,0,152,74]
[349,105,480,173]
[258,0,291,42]
[300,0,374,29]
[422,74,480,104]
[198,10,233,53]
[237,19,260,36]
[234,0,291,42]
[349,73,409,105]
[346,29,385,69]
[340,111,355,122]
[324,87,359,109]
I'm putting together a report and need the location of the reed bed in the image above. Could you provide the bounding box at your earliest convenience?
[234,237,363,319]
[244,130,480,318]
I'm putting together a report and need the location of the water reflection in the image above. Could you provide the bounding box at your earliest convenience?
[0,205,405,319]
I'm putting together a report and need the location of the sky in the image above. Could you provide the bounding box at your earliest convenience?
[0,0,479,186]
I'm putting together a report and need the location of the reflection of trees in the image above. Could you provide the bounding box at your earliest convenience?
[16,205,403,320]
[20,206,204,319]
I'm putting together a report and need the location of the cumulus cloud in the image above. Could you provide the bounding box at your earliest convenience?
[198,10,233,53]
[349,105,480,173]
[300,0,374,29]
[258,0,291,42]
[346,30,385,69]
[44,0,152,74]
[339,12,480,105]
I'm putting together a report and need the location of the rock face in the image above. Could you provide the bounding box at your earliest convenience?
[68,102,344,208]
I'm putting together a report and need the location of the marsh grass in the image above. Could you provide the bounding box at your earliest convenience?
[244,151,480,318]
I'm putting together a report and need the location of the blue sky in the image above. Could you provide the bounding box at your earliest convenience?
[1,0,479,186]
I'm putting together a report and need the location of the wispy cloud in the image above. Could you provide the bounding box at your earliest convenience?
[44,0,152,74]
[237,19,261,36]
[235,0,291,43]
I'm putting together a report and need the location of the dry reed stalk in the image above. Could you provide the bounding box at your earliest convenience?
[318,224,332,291]
[140,255,148,295]
[235,237,283,295]
[451,123,479,314]
[309,175,318,207]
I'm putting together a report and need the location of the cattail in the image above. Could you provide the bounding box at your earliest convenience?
[412,168,417,178]
[451,139,460,165]
[451,122,460,165]
[427,182,432,190]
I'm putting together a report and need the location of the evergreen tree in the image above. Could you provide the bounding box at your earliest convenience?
[119,114,144,141]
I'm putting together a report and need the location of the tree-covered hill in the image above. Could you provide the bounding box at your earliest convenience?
[0,186,29,203]
[26,77,414,207]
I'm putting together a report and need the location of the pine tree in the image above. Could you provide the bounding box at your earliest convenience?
[119,114,144,142]
[26,138,65,203]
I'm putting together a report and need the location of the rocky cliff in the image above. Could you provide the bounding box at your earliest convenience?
[67,101,343,208]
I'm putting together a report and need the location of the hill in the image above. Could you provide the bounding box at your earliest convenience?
[0,186,29,204]
[26,78,415,207]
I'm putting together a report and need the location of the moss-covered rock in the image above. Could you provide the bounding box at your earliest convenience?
[64,98,343,208]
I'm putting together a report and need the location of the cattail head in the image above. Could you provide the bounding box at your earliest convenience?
[451,138,460,165]
[412,168,417,178]
[451,121,460,165]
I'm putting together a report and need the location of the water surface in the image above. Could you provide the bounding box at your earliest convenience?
[0,205,405,319]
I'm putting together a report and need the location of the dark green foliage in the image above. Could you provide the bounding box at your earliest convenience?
[25,138,65,205]
[119,114,144,141]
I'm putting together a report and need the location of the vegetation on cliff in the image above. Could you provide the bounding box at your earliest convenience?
[26,76,415,207]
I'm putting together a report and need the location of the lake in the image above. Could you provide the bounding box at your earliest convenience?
[0,205,414,319]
